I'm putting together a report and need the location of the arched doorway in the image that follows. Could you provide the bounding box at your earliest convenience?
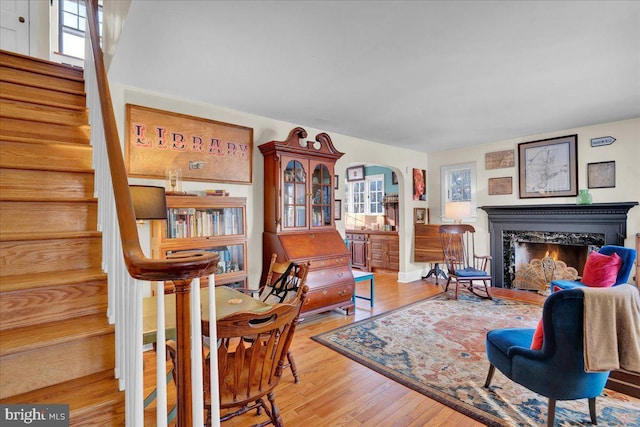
[340,164,403,273]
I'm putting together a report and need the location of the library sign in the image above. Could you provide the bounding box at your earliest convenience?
[126,104,253,184]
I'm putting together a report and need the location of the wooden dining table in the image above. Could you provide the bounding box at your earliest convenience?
[142,286,272,345]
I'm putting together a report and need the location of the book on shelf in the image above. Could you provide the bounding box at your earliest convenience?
[167,207,242,238]
[205,189,229,197]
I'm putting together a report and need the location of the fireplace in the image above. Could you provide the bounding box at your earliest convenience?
[512,236,593,291]
[480,202,637,288]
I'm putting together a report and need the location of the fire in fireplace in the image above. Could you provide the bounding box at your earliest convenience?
[505,231,603,289]
[513,241,589,291]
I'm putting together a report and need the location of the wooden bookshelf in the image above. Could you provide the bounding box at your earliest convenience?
[150,195,247,289]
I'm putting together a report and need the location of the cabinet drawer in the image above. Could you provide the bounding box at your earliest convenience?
[369,234,397,242]
[370,241,384,251]
[347,233,366,241]
[302,282,354,313]
[306,265,353,288]
[309,256,350,269]
[370,250,384,262]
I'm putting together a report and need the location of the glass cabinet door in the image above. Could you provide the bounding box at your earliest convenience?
[166,207,243,238]
[283,159,307,229]
[166,244,244,274]
[311,162,333,228]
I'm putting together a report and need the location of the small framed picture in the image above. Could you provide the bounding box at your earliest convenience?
[414,207,427,224]
[334,175,339,190]
[346,165,365,182]
[334,200,342,220]
[488,177,513,195]
[392,171,398,185]
[587,161,615,188]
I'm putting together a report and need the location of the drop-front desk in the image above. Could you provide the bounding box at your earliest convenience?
[414,224,447,282]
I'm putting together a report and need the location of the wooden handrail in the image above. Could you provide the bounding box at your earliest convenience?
[84,0,218,282]
[85,1,218,425]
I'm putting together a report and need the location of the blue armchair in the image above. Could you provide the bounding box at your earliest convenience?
[551,245,637,292]
[484,289,610,426]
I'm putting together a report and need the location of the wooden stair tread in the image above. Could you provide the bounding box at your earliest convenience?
[0,99,88,127]
[0,369,124,421]
[0,196,97,203]
[0,268,107,293]
[0,135,91,147]
[0,230,101,242]
[0,80,86,111]
[0,118,91,146]
[0,314,114,357]
[0,50,83,82]
[0,65,85,96]
[0,141,94,173]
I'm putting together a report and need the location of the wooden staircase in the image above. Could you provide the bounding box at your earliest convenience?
[0,50,124,425]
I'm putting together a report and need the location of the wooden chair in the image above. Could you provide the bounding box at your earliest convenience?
[168,284,308,426]
[438,224,492,300]
[237,254,310,383]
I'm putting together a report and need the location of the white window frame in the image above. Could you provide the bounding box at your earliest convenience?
[367,174,385,215]
[346,174,385,215]
[347,180,366,214]
[50,0,102,66]
[440,162,477,222]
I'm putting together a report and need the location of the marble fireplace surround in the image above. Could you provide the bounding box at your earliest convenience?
[480,202,638,288]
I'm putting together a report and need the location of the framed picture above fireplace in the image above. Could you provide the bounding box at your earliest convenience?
[518,134,577,199]
[587,161,615,189]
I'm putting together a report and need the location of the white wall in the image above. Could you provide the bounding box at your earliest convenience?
[428,118,640,275]
[108,84,429,285]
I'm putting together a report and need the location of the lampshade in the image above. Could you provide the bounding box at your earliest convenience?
[130,185,168,220]
[445,201,472,223]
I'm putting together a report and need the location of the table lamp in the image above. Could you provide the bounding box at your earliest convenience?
[445,201,471,224]
[130,185,168,224]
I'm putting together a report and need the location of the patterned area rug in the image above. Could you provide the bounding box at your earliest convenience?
[311,293,640,426]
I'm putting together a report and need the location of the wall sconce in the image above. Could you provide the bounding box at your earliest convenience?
[445,201,471,224]
[130,185,168,225]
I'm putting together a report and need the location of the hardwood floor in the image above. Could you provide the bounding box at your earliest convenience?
[144,272,545,426]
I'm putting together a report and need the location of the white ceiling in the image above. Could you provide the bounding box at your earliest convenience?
[108,1,640,154]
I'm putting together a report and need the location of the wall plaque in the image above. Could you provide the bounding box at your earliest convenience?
[485,150,515,170]
[126,104,253,184]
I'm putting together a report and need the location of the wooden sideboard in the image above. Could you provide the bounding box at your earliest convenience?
[345,230,399,272]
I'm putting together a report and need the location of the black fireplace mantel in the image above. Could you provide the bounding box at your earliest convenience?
[480,202,638,287]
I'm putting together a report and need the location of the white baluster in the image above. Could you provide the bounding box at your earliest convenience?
[191,278,204,426]
[155,281,168,426]
[207,274,220,426]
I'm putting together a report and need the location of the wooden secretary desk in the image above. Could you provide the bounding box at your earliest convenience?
[258,127,354,316]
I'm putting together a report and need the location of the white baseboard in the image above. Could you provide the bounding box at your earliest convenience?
[397,269,424,283]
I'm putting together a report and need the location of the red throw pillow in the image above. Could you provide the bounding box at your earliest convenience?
[581,251,622,288]
[530,318,544,350]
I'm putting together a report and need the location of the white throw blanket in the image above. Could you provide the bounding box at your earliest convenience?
[582,284,640,373]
